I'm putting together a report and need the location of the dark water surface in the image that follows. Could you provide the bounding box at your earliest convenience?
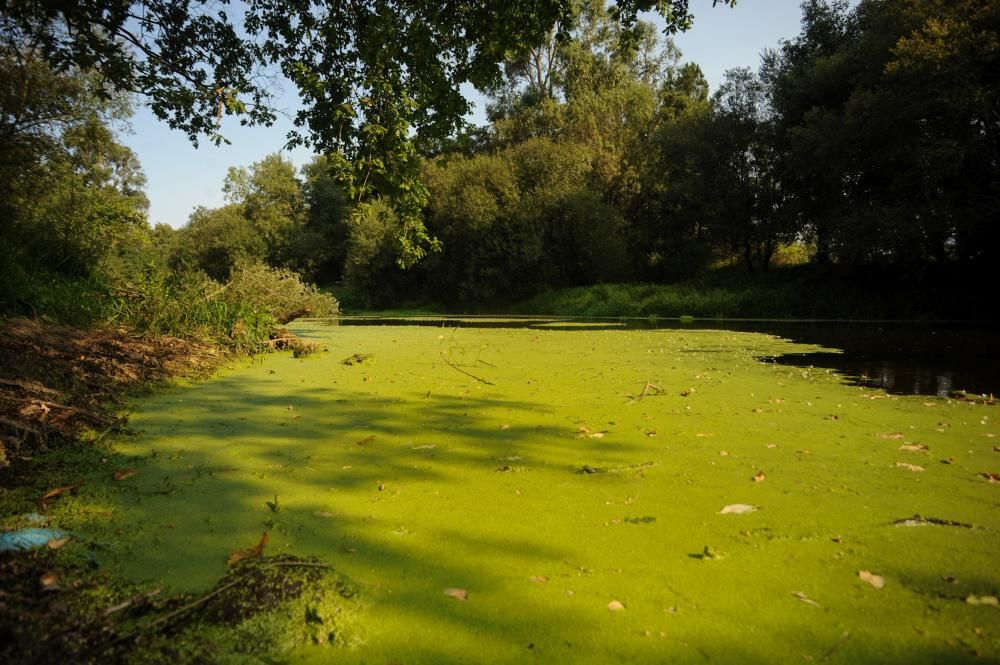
[326,316,1000,398]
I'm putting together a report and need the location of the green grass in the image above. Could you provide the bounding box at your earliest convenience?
[43,321,1000,663]
[328,265,983,320]
[509,267,964,320]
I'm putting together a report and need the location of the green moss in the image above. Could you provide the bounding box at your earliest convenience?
[56,322,1000,663]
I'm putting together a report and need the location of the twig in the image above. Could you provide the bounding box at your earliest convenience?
[627,382,662,403]
[439,351,495,386]
[141,575,249,633]
[258,561,332,570]
[822,631,851,661]
[0,415,45,440]
[104,588,162,616]
[0,377,62,396]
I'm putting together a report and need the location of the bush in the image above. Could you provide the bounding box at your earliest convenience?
[221,263,339,319]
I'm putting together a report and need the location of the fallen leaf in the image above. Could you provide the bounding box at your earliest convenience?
[47,537,71,550]
[607,600,626,611]
[444,588,468,601]
[227,532,269,566]
[313,511,334,518]
[113,468,138,481]
[500,424,510,430]
[766,443,777,449]
[719,450,729,456]
[966,595,999,606]
[355,435,375,446]
[720,504,757,514]
[410,444,436,450]
[695,432,714,437]
[530,575,549,583]
[752,471,766,482]
[993,446,1000,453]
[792,591,821,607]
[878,432,905,440]
[981,472,1000,483]
[39,481,84,508]
[588,431,606,439]
[40,572,60,591]
[858,570,885,589]
[899,444,929,452]
[266,495,279,512]
[895,462,925,472]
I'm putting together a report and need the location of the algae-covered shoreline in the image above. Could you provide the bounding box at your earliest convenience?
[8,320,995,663]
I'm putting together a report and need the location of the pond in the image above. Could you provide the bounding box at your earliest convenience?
[92,319,998,663]
[337,316,1000,398]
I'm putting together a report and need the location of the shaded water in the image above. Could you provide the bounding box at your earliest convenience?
[332,316,1000,398]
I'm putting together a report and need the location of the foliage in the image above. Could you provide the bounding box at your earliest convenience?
[763,0,1000,268]
[169,205,266,282]
[220,263,339,320]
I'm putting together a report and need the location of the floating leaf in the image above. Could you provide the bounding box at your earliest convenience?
[966,595,999,606]
[607,600,626,611]
[46,536,71,550]
[752,471,766,482]
[895,462,925,472]
[720,504,757,514]
[39,481,84,508]
[792,591,821,607]
[858,570,885,589]
[40,572,59,591]
[113,468,138,481]
[227,532,269,566]
[899,444,929,452]
[444,588,468,601]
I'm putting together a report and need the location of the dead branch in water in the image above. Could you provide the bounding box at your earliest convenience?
[439,350,495,386]
[627,382,662,403]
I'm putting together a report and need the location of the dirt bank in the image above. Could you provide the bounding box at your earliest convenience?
[0,318,221,474]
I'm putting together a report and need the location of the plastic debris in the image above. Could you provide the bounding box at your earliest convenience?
[0,528,69,551]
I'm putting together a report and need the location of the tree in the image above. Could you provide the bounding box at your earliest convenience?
[764,0,1000,269]
[0,50,147,281]
[223,153,305,266]
[171,205,265,282]
[705,67,791,272]
[2,0,734,268]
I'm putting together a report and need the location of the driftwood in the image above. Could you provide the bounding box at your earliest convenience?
[276,307,311,325]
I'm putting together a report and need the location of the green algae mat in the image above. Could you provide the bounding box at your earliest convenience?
[101,322,998,663]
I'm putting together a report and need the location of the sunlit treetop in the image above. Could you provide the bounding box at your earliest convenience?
[1,0,734,155]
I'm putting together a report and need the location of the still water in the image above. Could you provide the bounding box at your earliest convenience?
[331,316,1000,398]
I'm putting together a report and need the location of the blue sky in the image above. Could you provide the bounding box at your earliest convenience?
[124,0,812,229]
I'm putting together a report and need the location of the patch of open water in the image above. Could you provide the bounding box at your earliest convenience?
[324,316,1000,397]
